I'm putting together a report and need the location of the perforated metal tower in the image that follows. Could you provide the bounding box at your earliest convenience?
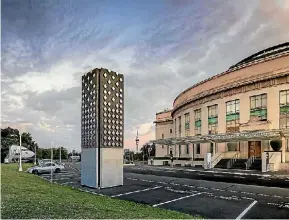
[81,68,124,188]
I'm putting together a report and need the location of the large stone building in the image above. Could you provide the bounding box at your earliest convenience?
[152,42,289,171]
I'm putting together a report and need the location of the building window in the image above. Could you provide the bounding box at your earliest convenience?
[167,146,170,155]
[179,145,181,157]
[210,143,214,154]
[170,129,172,133]
[174,119,177,136]
[186,145,189,154]
[194,109,201,135]
[208,105,218,134]
[227,142,238,151]
[280,90,289,129]
[185,113,190,136]
[226,99,240,133]
[250,93,267,120]
[178,116,181,136]
[196,143,200,154]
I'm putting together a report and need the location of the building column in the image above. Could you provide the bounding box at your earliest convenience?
[282,137,286,163]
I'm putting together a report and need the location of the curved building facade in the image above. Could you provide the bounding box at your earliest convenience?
[153,42,289,170]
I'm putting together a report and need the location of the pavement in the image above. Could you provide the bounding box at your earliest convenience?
[37,163,289,219]
[123,165,289,188]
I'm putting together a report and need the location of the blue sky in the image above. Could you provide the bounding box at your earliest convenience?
[1,0,289,151]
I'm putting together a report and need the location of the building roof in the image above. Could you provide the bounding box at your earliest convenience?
[229,42,289,70]
[149,129,289,145]
[156,109,172,115]
[172,42,289,108]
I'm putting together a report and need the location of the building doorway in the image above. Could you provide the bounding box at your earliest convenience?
[248,141,261,157]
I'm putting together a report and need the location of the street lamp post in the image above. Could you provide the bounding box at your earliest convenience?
[59,147,62,164]
[18,133,23,171]
[51,141,53,183]
[34,145,37,165]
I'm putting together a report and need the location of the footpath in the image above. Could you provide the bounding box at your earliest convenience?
[124,165,289,188]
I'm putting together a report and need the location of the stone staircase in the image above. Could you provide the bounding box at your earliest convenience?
[214,158,262,170]
[214,159,230,169]
[249,158,262,171]
[230,159,247,169]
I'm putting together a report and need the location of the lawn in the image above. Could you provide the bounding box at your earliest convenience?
[1,164,198,219]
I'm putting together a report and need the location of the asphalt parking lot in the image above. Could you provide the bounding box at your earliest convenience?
[38,165,289,219]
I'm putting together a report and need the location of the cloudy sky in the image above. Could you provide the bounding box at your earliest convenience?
[1,0,289,152]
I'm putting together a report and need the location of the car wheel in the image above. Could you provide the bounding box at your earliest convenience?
[32,169,39,175]
[55,168,60,173]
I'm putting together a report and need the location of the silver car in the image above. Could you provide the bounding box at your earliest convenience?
[27,162,65,175]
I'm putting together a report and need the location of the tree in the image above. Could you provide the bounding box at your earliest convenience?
[140,143,156,161]
[1,127,70,162]
[270,140,282,151]
[1,127,40,163]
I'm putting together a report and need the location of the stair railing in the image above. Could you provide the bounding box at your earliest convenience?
[226,152,240,169]
[245,155,255,170]
[211,152,223,168]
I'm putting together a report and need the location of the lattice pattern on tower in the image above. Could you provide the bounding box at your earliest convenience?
[100,69,124,148]
[81,71,98,148]
[81,68,124,149]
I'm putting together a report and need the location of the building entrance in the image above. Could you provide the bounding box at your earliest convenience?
[248,141,261,157]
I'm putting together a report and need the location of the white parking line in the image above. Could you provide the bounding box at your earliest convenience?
[152,192,202,207]
[111,186,162,198]
[170,183,180,186]
[235,200,257,219]
[124,177,286,199]
[157,181,168,185]
[139,179,154,183]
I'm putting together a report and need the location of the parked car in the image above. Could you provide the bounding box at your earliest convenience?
[38,159,65,166]
[26,162,65,175]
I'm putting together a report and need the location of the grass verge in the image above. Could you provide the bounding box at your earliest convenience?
[1,164,200,219]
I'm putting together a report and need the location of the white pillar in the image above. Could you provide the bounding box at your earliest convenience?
[34,146,37,165]
[18,133,23,171]
[261,152,267,172]
[282,137,286,163]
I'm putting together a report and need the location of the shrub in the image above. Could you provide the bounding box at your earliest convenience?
[270,140,282,151]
